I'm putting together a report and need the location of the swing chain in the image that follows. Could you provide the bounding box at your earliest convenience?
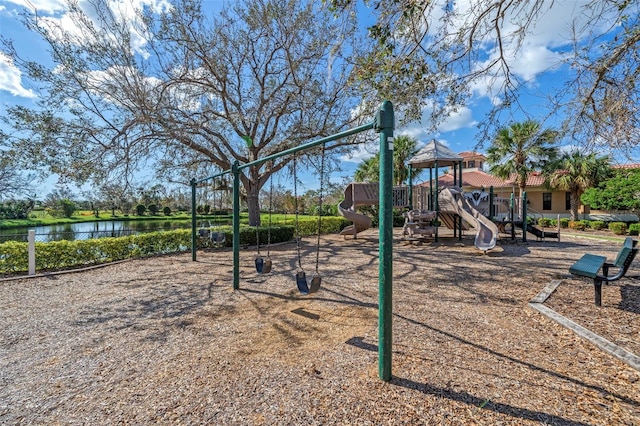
[315,144,326,274]
[267,161,274,258]
[293,155,304,272]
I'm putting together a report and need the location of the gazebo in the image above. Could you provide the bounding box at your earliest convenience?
[408,139,464,241]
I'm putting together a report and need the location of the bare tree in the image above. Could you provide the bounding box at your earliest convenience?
[1,0,367,225]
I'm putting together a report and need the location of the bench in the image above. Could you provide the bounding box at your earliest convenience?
[569,237,638,306]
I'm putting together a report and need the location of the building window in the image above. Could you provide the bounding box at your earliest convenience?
[543,192,552,210]
[468,160,476,168]
[565,192,571,211]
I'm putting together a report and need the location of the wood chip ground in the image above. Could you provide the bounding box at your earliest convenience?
[1,229,639,425]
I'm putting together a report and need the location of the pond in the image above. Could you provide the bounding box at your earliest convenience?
[0,218,231,243]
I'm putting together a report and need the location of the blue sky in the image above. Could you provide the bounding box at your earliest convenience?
[0,0,630,196]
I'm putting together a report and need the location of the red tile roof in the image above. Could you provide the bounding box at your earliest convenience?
[505,171,546,187]
[418,169,510,189]
[414,151,640,188]
[458,151,486,159]
[612,163,640,169]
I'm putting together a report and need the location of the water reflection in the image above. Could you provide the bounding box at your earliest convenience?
[0,219,212,243]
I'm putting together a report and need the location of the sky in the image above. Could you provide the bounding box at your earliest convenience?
[0,0,631,197]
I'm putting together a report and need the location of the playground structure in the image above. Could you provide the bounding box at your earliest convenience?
[337,183,410,237]
[336,182,498,251]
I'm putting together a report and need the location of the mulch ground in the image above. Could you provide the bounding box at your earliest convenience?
[1,228,638,425]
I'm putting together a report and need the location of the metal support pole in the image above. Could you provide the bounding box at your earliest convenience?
[376,101,394,382]
[452,164,457,239]
[429,168,433,211]
[28,230,35,276]
[510,193,515,241]
[434,161,439,243]
[458,162,463,241]
[407,165,413,210]
[191,179,197,261]
[489,186,494,221]
[522,191,528,243]
[232,161,241,290]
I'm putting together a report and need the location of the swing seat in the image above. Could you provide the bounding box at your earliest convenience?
[262,258,272,273]
[296,271,309,295]
[255,256,264,273]
[309,274,321,293]
[198,228,210,238]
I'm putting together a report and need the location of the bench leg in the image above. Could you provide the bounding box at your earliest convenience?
[594,279,602,307]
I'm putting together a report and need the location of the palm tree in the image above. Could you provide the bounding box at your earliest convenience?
[546,151,611,220]
[354,156,380,183]
[353,135,422,186]
[486,120,559,216]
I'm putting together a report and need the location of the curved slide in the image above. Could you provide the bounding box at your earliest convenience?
[337,183,374,236]
[439,187,499,251]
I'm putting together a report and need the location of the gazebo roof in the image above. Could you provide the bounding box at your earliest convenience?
[408,139,463,169]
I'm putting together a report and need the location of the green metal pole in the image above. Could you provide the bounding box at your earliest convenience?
[434,161,439,243]
[407,165,413,210]
[232,161,241,290]
[191,178,197,261]
[377,100,394,382]
[458,162,463,241]
[522,191,528,243]
[489,186,494,221]
[429,168,433,210]
[453,164,457,239]
[237,122,374,172]
[510,192,515,241]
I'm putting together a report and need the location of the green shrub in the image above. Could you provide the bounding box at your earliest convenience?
[568,220,587,231]
[136,204,146,215]
[163,206,172,216]
[628,223,640,236]
[148,204,159,215]
[609,222,628,235]
[0,216,351,275]
[559,218,570,228]
[0,230,192,275]
[589,221,606,230]
[537,218,553,227]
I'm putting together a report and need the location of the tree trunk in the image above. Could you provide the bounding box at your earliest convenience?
[246,188,261,227]
[246,165,262,227]
[570,191,580,221]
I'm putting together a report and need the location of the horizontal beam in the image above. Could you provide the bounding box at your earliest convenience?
[238,121,375,171]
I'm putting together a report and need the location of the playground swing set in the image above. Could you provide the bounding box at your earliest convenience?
[189,101,396,381]
[197,179,227,248]
[254,162,274,274]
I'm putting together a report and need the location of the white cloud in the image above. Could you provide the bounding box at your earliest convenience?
[21,0,172,59]
[2,0,66,14]
[340,139,378,164]
[400,102,478,142]
[425,0,614,103]
[0,52,36,98]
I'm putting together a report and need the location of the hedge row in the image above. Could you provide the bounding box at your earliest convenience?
[0,217,351,275]
[534,217,637,234]
[0,230,193,275]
